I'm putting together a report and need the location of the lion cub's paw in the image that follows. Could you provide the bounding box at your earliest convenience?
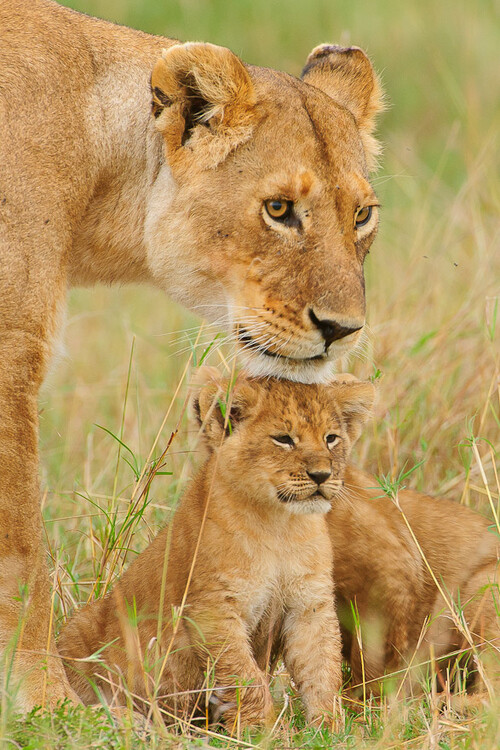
[218,683,274,731]
[307,696,343,733]
[208,693,236,725]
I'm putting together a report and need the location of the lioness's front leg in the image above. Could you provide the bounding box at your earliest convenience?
[282,577,343,724]
[0,214,79,708]
[0,331,80,709]
[187,603,274,729]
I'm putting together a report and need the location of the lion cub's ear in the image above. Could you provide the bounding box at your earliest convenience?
[329,379,376,445]
[190,368,260,450]
[151,43,258,173]
[301,45,384,170]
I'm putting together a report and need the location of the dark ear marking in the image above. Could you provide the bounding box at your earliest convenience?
[192,394,202,426]
[151,86,173,118]
[228,403,242,425]
[216,396,232,436]
[178,75,212,144]
[216,394,246,437]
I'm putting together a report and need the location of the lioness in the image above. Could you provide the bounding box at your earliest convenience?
[0,0,384,707]
[58,370,376,727]
[329,469,500,693]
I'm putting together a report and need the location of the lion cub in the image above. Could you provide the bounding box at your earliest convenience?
[59,370,375,727]
[330,469,500,693]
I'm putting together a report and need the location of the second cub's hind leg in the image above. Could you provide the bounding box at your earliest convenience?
[452,564,500,691]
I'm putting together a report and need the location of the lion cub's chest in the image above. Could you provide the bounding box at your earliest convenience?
[224,522,327,632]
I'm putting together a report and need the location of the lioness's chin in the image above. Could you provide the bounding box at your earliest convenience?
[282,498,332,515]
[239,348,338,384]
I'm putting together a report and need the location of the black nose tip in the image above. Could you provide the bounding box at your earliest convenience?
[309,309,363,349]
[307,470,332,485]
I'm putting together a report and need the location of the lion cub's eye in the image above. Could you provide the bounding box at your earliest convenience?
[264,199,293,222]
[272,434,295,449]
[326,434,341,449]
[354,205,372,229]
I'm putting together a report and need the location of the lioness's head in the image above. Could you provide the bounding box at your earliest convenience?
[190,367,375,515]
[146,42,384,383]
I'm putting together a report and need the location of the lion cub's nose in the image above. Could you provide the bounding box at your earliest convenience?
[309,309,363,349]
[307,469,332,485]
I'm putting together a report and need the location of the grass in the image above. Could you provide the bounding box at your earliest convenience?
[3,0,499,747]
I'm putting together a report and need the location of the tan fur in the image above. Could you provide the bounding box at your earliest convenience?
[58,372,375,727]
[0,0,384,708]
[329,468,500,693]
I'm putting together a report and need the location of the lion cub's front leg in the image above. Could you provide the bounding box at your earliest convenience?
[188,600,274,730]
[282,571,343,725]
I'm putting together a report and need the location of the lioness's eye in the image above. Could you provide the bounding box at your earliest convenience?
[264,199,293,221]
[272,434,295,449]
[326,434,341,449]
[354,205,372,228]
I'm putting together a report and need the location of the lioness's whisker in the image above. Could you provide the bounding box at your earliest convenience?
[170,320,273,357]
[193,303,274,314]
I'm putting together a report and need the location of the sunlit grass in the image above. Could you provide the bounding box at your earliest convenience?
[6,0,499,747]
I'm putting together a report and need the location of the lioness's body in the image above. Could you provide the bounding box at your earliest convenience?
[59,374,375,726]
[0,0,383,707]
[1,0,175,708]
[330,467,500,690]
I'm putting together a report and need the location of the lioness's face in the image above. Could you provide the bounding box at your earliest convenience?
[193,370,375,515]
[147,44,383,383]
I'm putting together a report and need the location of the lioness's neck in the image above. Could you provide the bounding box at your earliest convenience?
[62,5,176,287]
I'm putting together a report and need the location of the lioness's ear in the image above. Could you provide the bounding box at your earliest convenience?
[151,43,257,171]
[190,368,259,450]
[330,379,376,445]
[301,44,384,170]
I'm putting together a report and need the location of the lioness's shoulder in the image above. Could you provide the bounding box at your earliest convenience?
[0,0,169,77]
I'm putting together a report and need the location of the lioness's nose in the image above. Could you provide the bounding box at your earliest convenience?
[309,309,363,348]
[307,469,332,485]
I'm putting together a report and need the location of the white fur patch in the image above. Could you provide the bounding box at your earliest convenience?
[238,328,365,383]
[282,498,332,515]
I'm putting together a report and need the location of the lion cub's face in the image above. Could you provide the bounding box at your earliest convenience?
[192,369,375,515]
[146,43,384,383]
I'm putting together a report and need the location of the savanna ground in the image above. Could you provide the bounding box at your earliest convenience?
[3,0,499,747]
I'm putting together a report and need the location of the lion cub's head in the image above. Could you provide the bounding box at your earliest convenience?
[146,43,384,383]
[190,368,375,515]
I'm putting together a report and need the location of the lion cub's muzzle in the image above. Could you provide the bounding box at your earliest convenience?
[276,471,343,508]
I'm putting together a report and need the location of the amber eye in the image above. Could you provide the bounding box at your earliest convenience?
[264,199,293,221]
[326,434,340,449]
[272,434,295,449]
[355,205,372,228]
